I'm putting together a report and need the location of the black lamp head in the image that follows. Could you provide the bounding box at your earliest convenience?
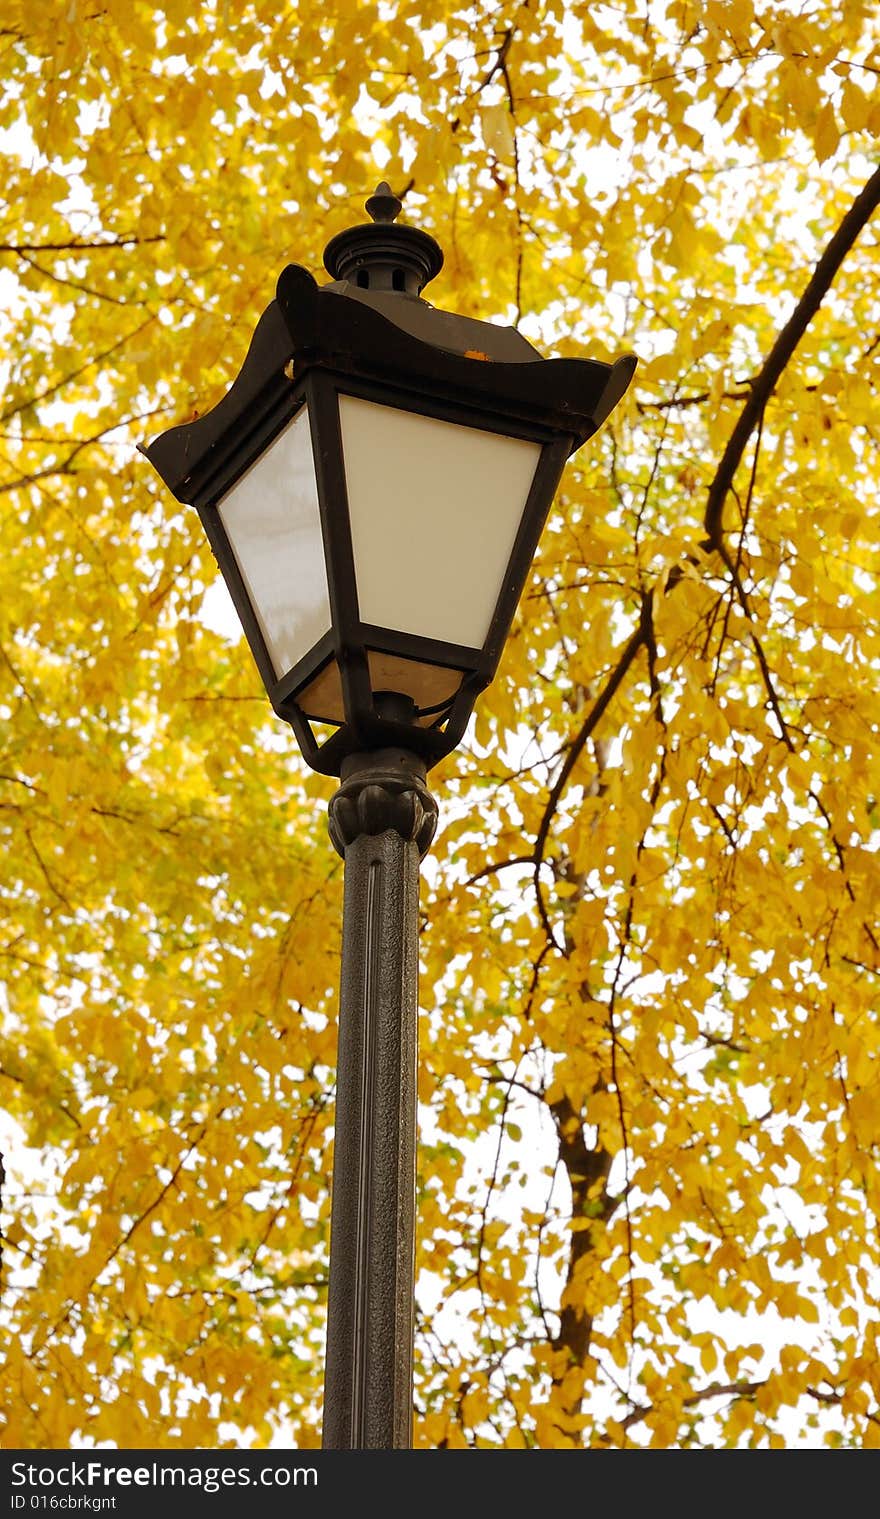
[140,183,637,777]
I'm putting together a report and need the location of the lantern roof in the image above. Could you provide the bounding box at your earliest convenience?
[142,212,635,509]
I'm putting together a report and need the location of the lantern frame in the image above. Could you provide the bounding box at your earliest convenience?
[142,208,636,776]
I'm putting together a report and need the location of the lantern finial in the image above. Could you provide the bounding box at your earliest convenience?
[323,182,443,296]
[365,182,402,224]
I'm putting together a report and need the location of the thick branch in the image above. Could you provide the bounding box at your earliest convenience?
[620,1379,763,1434]
[531,168,880,895]
[703,161,880,545]
[549,1092,613,1367]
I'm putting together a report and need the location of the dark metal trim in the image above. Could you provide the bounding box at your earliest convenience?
[332,373,565,449]
[307,371,360,652]
[305,371,372,747]
[360,625,481,672]
[286,705,324,772]
[194,498,281,701]
[480,435,573,671]
[139,301,299,504]
[271,630,336,707]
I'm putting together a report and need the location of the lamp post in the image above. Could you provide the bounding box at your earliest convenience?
[141,182,635,1450]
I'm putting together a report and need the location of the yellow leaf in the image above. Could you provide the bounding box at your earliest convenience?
[814,102,840,162]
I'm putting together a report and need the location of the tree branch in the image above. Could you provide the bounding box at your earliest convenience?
[0,236,165,253]
[532,618,648,945]
[703,161,880,546]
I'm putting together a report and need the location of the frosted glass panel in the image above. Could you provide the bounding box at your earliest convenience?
[339,397,542,649]
[298,652,463,726]
[218,407,330,678]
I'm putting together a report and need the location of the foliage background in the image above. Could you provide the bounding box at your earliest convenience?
[0,0,878,1448]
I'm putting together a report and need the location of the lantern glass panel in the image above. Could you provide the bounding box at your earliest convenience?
[217,406,330,678]
[339,396,542,650]
[298,651,464,726]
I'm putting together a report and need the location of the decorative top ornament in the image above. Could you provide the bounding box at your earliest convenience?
[364,181,403,224]
[323,181,444,297]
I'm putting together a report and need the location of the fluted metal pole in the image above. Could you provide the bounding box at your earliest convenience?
[321,746,438,1450]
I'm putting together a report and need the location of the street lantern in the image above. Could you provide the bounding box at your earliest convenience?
[142,182,635,777]
[141,182,635,1451]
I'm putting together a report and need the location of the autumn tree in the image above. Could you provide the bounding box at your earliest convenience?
[0,0,878,1449]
